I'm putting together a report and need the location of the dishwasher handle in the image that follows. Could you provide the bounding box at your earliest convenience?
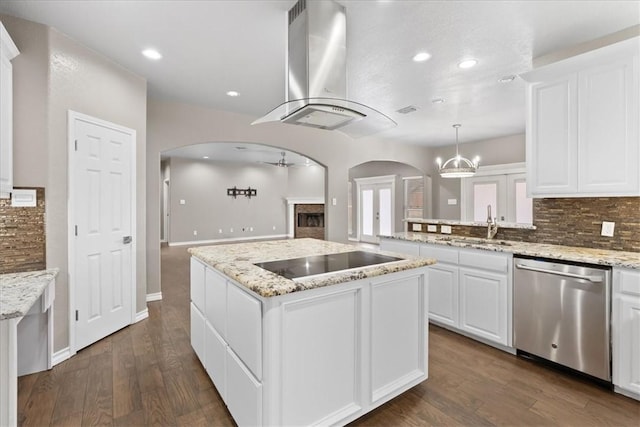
[515,263,604,283]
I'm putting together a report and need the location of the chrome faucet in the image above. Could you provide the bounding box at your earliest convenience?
[487,205,498,239]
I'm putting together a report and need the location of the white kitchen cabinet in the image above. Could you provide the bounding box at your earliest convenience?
[0,22,19,199]
[379,238,420,256]
[425,263,458,327]
[205,268,226,338]
[613,268,640,400]
[226,347,262,427]
[522,36,639,198]
[190,302,205,364]
[226,284,262,380]
[190,257,206,313]
[205,321,227,401]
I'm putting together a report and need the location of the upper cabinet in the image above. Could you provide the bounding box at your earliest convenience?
[522,37,639,198]
[0,22,19,199]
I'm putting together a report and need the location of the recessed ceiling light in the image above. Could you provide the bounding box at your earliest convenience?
[498,75,516,83]
[226,91,240,97]
[202,156,209,159]
[431,97,445,104]
[458,59,478,69]
[412,52,431,62]
[142,49,162,60]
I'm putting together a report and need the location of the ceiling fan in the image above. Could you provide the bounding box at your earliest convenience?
[264,151,295,168]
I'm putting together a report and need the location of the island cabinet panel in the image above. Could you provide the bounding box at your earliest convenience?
[190,257,206,313]
[371,274,426,404]
[279,289,361,426]
[613,268,640,399]
[205,268,227,337]
[226,284,262,380]
[190,302,205,364]
[205,322,226,401]
[378,239,420,256]
[227,347,262,427]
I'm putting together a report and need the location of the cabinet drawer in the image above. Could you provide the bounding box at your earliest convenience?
[420,244,458,264]
[226,347,262,427]
[190,302,206,365]
[616,268,640,296]
[227,283,262,380]
[205,321,227,402]
[190,257,206,313]
[459,250,509,273]
[206,267,227,338]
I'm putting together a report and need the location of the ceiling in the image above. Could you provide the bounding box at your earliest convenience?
[0,0,638,149]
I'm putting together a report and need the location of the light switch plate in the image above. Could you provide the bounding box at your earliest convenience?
[447,199,458,205]
[179,199,186,205]
[601,221,615,237]
[441,225,452,234]
[427,225,437,232]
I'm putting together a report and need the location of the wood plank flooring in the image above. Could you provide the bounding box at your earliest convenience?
[18,244,640,426]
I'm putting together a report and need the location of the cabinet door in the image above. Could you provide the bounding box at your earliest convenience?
[527,75,578,196]
[459,267,508,345]
[0,54,13,198]
[427,264,459,327]
[614,296,640,395]
[205,321,227,402]
[190,257,206,313]
[190,302,206,364]
[226,347,262,427]
[578,56,639,195]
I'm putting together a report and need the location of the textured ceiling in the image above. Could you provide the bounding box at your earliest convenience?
[0,0,638,150]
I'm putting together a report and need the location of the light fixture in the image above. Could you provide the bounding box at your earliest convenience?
[202,156,209,159]
[412,52,431,62]
[226,90,240,97]
[498,75,516,83]
[431,97,445,104]
[436,124,479,178]
[458,58,477,69]
[142,49,162,60]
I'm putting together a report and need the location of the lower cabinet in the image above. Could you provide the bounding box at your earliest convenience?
[418,243,512,348]
[613,268,640,398]
[226,347,262,427]
[190,302,205,364]
[205,321,226,401]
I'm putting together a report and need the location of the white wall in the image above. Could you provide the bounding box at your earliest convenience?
[3,15,147,352]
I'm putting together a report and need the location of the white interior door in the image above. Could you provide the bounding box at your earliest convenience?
[70,112,135,352]
[359,182,393,244]
[462,175,507,222]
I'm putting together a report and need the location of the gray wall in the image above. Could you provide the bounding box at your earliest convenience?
[430,134,525,219]
[348,161,426,237]
[146,99,434,296]
[169,158,289,242]
[287,165,325,198]
[3,15,147,353]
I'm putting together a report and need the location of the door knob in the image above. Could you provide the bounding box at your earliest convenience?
[123,236,132,244]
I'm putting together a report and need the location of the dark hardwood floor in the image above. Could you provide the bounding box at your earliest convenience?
[18,244,640,426]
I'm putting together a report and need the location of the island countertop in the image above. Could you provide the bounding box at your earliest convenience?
[382,232,640,270]
[0,269,58,320]
[188,238,435,298]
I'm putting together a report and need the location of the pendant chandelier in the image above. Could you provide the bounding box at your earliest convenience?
[436,124,479,178]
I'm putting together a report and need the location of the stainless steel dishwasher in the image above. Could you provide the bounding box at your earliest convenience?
[513,257,611,381]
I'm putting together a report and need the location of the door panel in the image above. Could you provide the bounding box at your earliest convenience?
[72,114,134,351]
[359,182,394,244]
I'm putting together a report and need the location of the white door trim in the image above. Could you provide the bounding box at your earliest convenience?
[67,110,137,356]
[354,175,396,243]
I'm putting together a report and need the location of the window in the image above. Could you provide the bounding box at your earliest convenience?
[461,164,532,224]
[404,177,424,219]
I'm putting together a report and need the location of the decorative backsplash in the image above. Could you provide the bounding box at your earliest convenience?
[0,187,46,274]
[410,197,639,253]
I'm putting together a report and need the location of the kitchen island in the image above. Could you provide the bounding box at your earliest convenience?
[188,238,434,427]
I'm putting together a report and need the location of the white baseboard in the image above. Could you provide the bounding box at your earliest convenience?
[135,308,149,323]
[169,234,288,247]
[146,292,163,302]
[52,347,71,367]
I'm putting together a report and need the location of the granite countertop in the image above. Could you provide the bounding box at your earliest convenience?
[382,232,640,269]
[404,218,537,230]
[0,269,58,320]
[188,238,435,298]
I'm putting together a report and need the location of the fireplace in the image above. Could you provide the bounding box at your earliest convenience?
[294,204,325,239]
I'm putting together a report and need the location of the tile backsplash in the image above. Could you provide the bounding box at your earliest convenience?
[0,187,46,273]
[411,197,639,252]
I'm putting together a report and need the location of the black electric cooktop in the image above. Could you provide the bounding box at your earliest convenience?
[254,251,403,280]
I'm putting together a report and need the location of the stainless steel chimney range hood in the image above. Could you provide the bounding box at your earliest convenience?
[252,0,396,138]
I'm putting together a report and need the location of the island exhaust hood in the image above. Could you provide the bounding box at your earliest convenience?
[252,0,396,138]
